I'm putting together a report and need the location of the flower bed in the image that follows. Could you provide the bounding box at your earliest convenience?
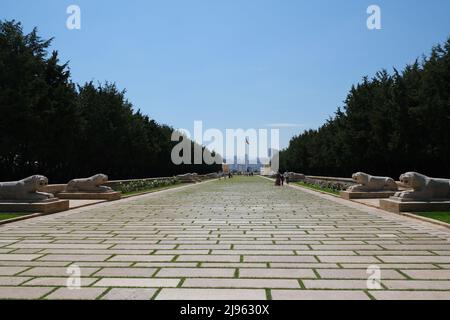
[115,178,179,195]
[299,177,355,194]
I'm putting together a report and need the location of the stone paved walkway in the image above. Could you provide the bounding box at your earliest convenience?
[0,176,449,300]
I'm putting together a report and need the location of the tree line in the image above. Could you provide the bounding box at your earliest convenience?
[0,20,221,183]
[279,38,450,179]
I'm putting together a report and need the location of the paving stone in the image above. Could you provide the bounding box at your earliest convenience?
[45,288,106,300]
[38,254,111,262]
[303,279,373,289]
[177,255,240,262]
[21,267,99,277]
[339,263,438,269]
[317,269,405,279]
[317,256,381,263]
[270,263,339,269]
[7,243,112,249]
[271,290,370,300]
[0,276,31,286]
[156,288,266,300]
[383,280,450,290]
[1,177,450,300]
[94,278,180,288]
[239,268,316,279]
[134,262,198,268]
[295,250,357,256]
[0,254,42,261]
[0,287,54,299]
[370,291,450,300]
[94,268,157,277]
[402,269,450,280]
[183,278,300,289]
[378,256,450,263]
[244,256,317,263]
[110,255,174,262]
[0,266,29,276]
[101,288,157,300]
[22,277,98,287]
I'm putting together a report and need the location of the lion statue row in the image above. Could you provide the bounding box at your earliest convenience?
[0,174,113,202]
[347,171,450,201]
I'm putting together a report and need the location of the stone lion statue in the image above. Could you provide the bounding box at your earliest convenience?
[66,174,113,193]
[0,175,55,202]
[392,172,450,201]
[347,172,398,192]
[287,172,306,182]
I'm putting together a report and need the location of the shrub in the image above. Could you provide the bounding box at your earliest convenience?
[115,178,178,194]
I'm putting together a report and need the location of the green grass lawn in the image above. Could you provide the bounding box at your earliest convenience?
[0,213,27,221]
[295,181,340,196]
[414,212,450,224]
[122,182,182,197]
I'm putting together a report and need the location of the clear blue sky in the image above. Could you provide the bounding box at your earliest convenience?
[1,0,449,148]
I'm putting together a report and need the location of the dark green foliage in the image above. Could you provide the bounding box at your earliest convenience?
[280,38,450,179]
[0,20,221,182]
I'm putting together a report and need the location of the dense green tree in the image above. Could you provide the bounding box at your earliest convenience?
[0,20,220,182]
[280,38,450,179]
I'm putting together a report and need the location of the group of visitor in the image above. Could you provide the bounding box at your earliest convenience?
[275,172,289,187]
[218,172,233,180]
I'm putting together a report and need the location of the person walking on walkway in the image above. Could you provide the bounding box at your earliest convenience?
[275,172,281,186]
[284,172,289,185]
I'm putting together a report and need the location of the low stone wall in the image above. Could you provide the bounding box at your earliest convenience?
[43,184,66,194]
[305,175,354,183]
[303,177,355,192]
[104,177,174,190]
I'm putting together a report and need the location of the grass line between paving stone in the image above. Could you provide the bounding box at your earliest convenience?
[151,288,162,300]
[297,279,305,289]
[312,269,321,279]
[151,268,161,277]
[396,269,413,280]
[177,278,186,288]
[265,288,272,300]
[363,290,376,300]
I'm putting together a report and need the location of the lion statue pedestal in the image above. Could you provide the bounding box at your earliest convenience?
[0,176,69,214]
[340,172,398,200]
[380,172,450,213]
[57,174,121,201]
